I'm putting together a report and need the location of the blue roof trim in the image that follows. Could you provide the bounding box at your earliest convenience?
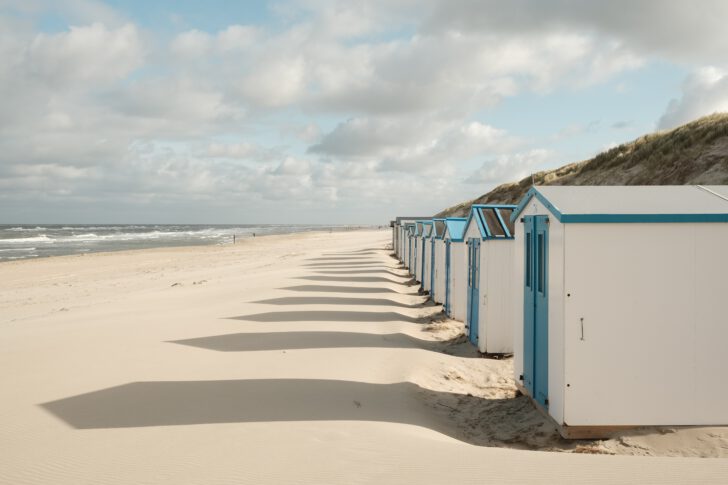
[511,187,564,222]
[443,217,468,242]
[463,209,486,239]
[432,218,446,239]
[511,187,728,223]
[562,213,728,223]
[420,220,433,238]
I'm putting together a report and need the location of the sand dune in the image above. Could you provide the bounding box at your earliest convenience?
[1,229,727,484]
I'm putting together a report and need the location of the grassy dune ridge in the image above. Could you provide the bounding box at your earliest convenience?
[438,113,728,217]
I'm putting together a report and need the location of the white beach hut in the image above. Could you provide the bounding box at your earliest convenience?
[404,223,416,273]
[430,218,447,304]
[394,216,431,263]
[418,221,433,291]
[510,185,728,438]
[462,204,517,354]
[442,217,468,321]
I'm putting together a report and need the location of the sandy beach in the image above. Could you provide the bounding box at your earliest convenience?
[1,228,727,484]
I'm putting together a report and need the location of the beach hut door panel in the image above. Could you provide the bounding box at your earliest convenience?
[430,239,436,300]
[523,216,549,409]
[445,241,451,315]
[420,238,426,288]
[467,238,480,346]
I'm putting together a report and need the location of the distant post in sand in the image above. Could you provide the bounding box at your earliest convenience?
[233,235,236,244]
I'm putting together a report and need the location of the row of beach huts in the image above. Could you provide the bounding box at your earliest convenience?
[391,185,728,438]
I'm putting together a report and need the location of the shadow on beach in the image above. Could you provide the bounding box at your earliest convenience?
[280,285,417,295]
[297,276,414,284]
[40,378,552,449]
[251,296,423,308]
[313,269,409,277]
[303,262,389,268]
[228,310,425,324]
[169,330,466,354]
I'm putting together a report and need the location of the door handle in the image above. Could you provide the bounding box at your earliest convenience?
[580,317,585,341]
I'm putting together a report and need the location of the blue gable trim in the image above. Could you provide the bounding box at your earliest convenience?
[432,218,446,239]
[511,187,563,222]
[444,217,467,242]
[511,187,728,224]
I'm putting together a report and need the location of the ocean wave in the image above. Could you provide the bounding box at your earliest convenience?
[0,247,37,252]
[0,235,54,244]
[4,226,45,232]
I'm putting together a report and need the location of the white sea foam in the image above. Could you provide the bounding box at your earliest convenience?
[1,235,54,244]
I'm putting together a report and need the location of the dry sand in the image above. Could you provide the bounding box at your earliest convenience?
[1,228,727,484]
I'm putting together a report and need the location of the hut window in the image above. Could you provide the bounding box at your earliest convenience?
[537,233,544,293]
[483,209,506,237]
[498,208,515,236]
[526,233,532,288]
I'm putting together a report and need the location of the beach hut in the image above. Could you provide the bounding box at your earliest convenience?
[422,222,435,294]
[510,185,728,438]
[431,218,447,304]
[462,204,518,354]
[412,222,421,278]
[404,223,416,273]
[394,217,431,262]
[442,217,468,320]
[418,221,433,291]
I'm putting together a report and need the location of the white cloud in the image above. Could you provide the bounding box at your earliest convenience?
[658,67,728,129]
[27,23,143,84]
[170,29,212,58]
[422,0,728,67]
[2,1,727,223]
[311,117,519,173]
[466,149,554,185]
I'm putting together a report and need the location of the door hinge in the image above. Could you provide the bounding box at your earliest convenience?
[545,398,549,405]
[520,217,525,223]
[518,374,523,381]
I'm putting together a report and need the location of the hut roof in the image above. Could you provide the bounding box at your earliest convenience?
[512,185,728,223]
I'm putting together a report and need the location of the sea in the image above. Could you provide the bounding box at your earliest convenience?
[0,224,367,262]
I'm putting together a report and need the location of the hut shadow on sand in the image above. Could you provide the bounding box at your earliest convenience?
[250,296,425,309]
[168,330,473,355]
[39,378,574,450]
[280,285,417,295]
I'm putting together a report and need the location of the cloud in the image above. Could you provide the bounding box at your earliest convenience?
[310,117,520,174]
[658,67,728,129]
[466,149,554,185]
[27,23,143,84]
[1,1,727,223]
[422,0,728,66]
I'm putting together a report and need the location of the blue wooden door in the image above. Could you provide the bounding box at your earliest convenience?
[408,237,412,271]
[413,238,418,276]
[467,238,480,345]
[444,241,451,315]
[523,216,549,408]
[430,239,435,299]
[420,237,426,289]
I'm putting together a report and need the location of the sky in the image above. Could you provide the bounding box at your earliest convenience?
[1,0,728,224]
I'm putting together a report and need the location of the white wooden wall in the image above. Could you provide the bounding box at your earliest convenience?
[423,239,432,292]
[516,194,728,427]
[449,242,467,322]
[479,241,516,354]
[433,240,445,304]
[564,222,728,426]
